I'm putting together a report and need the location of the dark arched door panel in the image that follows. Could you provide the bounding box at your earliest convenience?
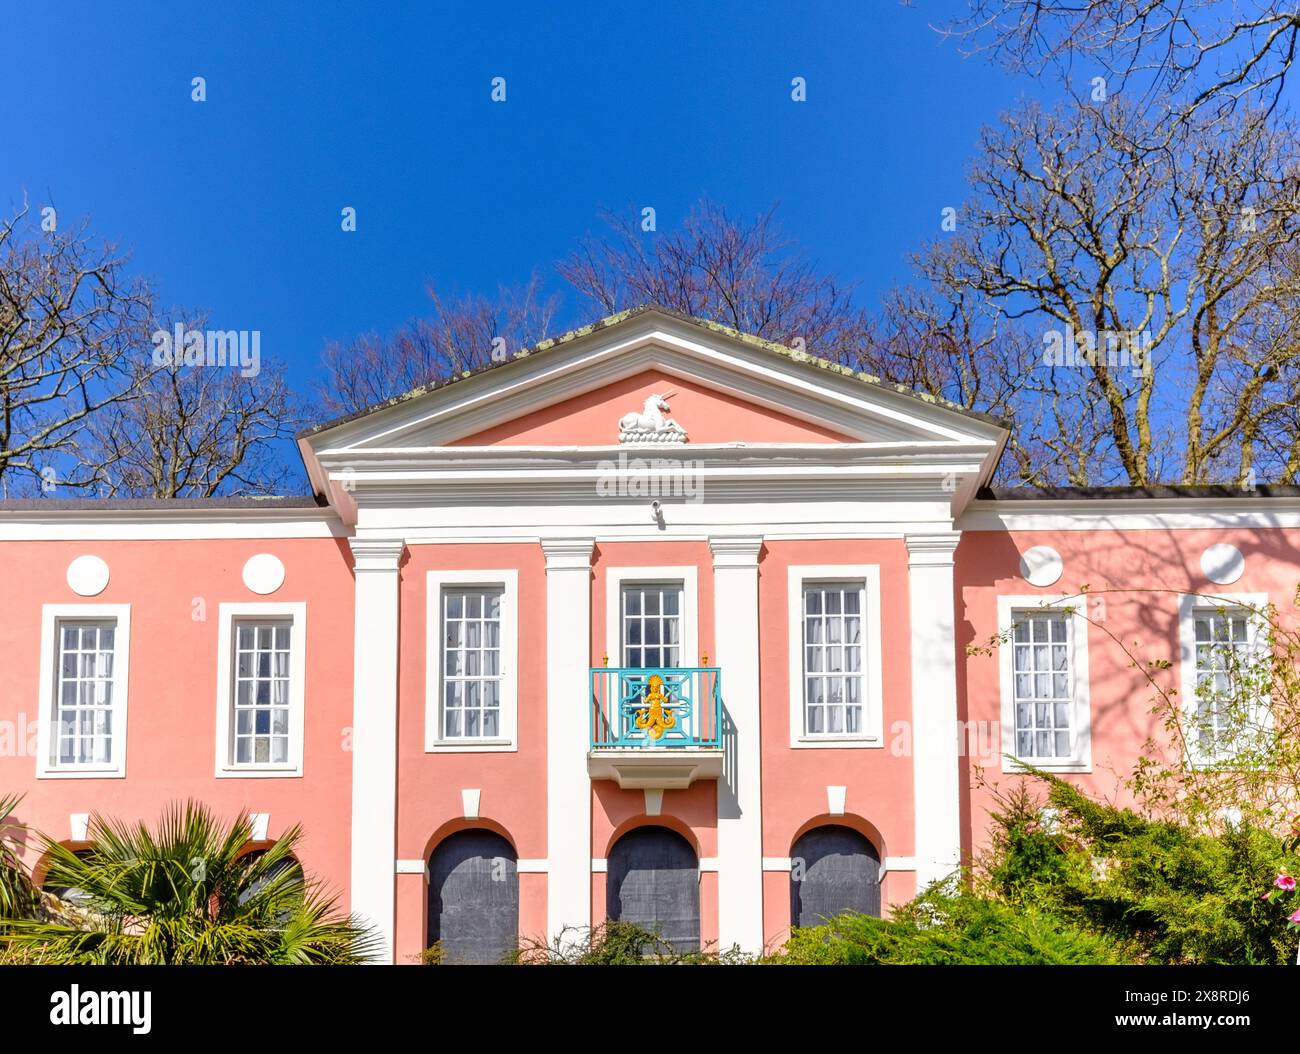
[790,824,881,928]
[606,826,699,951]
[428,830,518,964]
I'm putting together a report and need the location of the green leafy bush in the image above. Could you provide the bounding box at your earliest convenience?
[1020,775,1300,964]
[769,884,1126,965]
[512,921,751,964]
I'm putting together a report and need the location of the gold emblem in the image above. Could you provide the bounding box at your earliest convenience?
[634,674,677,740]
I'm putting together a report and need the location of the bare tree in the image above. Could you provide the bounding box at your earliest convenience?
[912,99,1300,486]
[317,202,876,422]
[0,201,154,495]
[860,284,1075,485]
[78,320,299,498]
[557,200,870,357]
[942,1,1300,117]
[318,278,558,418]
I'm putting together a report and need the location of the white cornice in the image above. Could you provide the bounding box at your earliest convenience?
[540,537,595,569]
[299,317,1007,515]
[308,320,1004,451]
[312,442,995,469]
[348,537,406,571]
[960,498,1300,532]
[709,536,764,567]
[905,531,961,566]
[0,506,345,541]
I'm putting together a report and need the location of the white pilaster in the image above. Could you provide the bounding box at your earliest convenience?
[348,536,405,963]
[710,536,764,954]
[542,538,595,940]
[905,531,962,890]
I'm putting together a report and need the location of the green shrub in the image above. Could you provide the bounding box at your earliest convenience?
[513,921,751,964]
[1030,775,1299,964]
[770,886,1126,965]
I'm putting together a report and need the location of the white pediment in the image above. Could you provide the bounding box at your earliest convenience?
[306,311,1004,454]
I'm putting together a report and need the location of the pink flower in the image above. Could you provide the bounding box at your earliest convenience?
[1276,874,1297,892]
[1289,909,1300,924]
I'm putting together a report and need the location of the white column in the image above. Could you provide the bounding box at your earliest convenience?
[348,536,405,963]
[905,531,962,890]
[542,538,595,940]
[710,536,764,954]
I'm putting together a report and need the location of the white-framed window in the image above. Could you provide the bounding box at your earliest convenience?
[604,567,699,669]
[425,570,518,752]
[1178,592,1269,767]
[787,566,883,748]
[622,583,682,668]
[37,604,131,778]
[215,602,307,777]
[997,595,1091,772]
[442,586,503,738]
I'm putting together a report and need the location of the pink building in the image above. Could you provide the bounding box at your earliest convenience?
[1,306,1291,962]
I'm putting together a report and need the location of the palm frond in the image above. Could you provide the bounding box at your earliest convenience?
[0,794,39,921]
[1,800,374,964]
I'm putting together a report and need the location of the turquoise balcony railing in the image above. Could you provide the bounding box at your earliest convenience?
[590,667,722,750]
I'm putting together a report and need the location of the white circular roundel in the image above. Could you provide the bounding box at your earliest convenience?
[1201,543,1244,585]
[66,555,110,597]
[1019,545,1063,587]
[242,553,286,595]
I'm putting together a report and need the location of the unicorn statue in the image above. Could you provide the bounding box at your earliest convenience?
[617,391,688,444]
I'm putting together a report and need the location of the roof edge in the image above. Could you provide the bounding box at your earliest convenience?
[977,485,1300,501]
[299,304,1011,440]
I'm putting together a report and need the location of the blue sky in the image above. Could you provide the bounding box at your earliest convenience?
[7,1,1040,398]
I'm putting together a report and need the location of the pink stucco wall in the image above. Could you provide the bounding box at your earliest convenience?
[10,511,1293,959]
[392,542,550,961]
[0,536,356,904]
[451,369,855,447]
[956,525,1300,863]
[757,539,918,948]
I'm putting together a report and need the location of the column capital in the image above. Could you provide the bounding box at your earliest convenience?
[348,537,405,573]
[709,535,763,569]
[904,531,961,567]
[540,537,595,570]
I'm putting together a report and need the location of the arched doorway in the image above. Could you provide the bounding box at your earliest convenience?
[606,826,699,951]
[790,824,881,927]
[427,829,518,964]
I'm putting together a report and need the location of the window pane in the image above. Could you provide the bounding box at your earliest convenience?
[801,583,867,738]
[620,584,682,671]
[441,587,506,739]
[230,620,293,766]
[1010,614,1074,760]
[52,620,119,768]
[1192,607,1258,760]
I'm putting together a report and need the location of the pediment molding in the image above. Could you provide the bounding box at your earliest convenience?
[307,316,1003,455]
[301,313,1006,519]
